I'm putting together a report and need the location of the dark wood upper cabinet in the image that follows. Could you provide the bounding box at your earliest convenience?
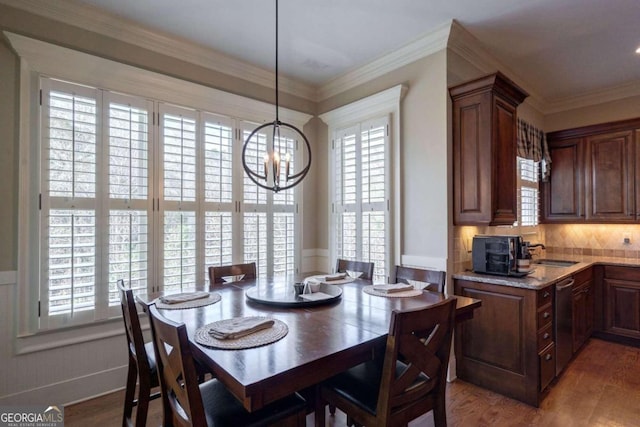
[543,118,640,224]
[450,72,528,226]
[585,131,634,221]
[542,138,584,222]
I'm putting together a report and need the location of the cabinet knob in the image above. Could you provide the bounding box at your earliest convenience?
[543,332,550,339]
[545,353,553,361]
[543,312,550,319]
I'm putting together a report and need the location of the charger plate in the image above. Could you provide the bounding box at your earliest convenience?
[155,292,221,310]
[363,286,422,298]
[194,317,288,350]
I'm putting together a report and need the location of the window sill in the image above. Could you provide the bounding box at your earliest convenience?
[14,316,149,355]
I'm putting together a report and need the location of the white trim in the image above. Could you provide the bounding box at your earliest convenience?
[301,248,330,273]
[319,85,407,128]
[322,85,406,281]
[0,364,128,406]
[0,271,17,286]
[544,81,640,114]
[0,0,316,100]
[318,21,450,101]
[400,255,447,272]
[4,32,312,127]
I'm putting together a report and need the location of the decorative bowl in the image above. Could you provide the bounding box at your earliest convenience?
[221,274,245,283]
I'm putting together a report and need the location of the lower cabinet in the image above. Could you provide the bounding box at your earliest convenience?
[602,266,640,342]
[454,279,554,407]
[572,269,594,353]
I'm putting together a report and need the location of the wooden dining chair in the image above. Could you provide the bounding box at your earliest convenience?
[393,265,446,293]
[315,298,457,427]
[117,279,161,427]
[147,304,307,427]
[335,259,375,280]
[208,262,257,285]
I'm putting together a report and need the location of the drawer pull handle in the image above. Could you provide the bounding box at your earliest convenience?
[543,333,550,339]
[545,354,552,361]
[543,312,550,319]
[543,291,550,298]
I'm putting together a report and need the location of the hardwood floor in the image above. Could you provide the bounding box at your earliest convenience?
[65,339,640,426]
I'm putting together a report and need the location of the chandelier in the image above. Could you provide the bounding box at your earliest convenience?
[241,0,312,193]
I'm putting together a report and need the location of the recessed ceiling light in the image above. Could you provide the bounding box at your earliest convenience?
[637,46,640,54]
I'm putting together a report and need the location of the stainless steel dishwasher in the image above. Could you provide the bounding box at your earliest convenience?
[555,276,575,375]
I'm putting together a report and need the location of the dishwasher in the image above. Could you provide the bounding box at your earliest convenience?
[555,276,575,375]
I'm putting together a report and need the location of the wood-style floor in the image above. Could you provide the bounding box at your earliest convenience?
[65,338,640,426]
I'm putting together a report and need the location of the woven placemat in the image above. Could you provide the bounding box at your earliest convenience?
[194,317,288,350]
[363,286,423,298]
[155,292,221,310]
[305,275,355,285]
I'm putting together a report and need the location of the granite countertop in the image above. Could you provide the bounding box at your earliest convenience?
[453,254,640,290]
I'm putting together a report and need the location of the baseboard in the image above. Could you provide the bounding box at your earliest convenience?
[0,365,128,406]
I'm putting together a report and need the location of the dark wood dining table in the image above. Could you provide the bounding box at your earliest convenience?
[137,276,481,415]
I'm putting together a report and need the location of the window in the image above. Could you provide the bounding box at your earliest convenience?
[517,157,539,227]
[333,117,389,283]
[38,78,302,329]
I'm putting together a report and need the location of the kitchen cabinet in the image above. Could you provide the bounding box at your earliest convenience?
[450,72,528,226]
[572,268,594,353]
[454,279,553,407]
[543,118,640,223]
[601,266,640,344]
[542,138,584,221]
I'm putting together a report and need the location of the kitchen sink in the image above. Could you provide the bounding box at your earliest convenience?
[534,259,579,267]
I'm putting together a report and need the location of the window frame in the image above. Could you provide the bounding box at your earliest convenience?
[11,33,311,336]
[517,156,540,229]
[320,85,406,283]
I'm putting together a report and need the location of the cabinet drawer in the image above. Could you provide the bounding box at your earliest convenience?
[537,304,553,328]
[604,265,640,281]
[574,267,593,286]
[537,286,553,308]
[539,343,556,392]
[537,323,554,351]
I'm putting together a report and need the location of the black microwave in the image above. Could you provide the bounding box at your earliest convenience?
[472,235,526,277]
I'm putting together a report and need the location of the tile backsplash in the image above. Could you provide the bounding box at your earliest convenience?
[453,223,640,273]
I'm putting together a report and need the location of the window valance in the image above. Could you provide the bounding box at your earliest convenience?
[517,119,551,181]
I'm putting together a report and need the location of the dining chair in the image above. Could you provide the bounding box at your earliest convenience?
[393,265,446,293]
[147,304,308,427]
[335,259,375,280]
[315,298,457,427]
[117,279,161,427]
[208,262,257,285]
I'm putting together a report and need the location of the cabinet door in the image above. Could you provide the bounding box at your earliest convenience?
[586,131,634,221]
[541,138,584,222]
[572,282,593,353]
[604,278,640,339]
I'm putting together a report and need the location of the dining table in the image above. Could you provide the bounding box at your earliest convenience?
[137,275,481,417]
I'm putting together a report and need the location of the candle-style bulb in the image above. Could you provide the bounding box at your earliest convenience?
[285,152,291,181]
[273,151,281,184]
[263,153,269,181]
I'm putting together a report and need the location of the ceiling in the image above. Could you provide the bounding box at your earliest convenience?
[48,0,640,106]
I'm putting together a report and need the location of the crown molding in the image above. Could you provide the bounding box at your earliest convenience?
[446,20,546,114]
[0,0,317,100]
[544,81,640,114]
[317,21,452,101]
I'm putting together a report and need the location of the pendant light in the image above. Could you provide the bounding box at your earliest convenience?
[241,0,312,193]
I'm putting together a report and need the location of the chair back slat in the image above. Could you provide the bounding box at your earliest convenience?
[208,262,257,284]
[117,279,151,372]
[335,259,375,280]
[377,298,456,423]
[148,304,206,427]
[394,266,446,293]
